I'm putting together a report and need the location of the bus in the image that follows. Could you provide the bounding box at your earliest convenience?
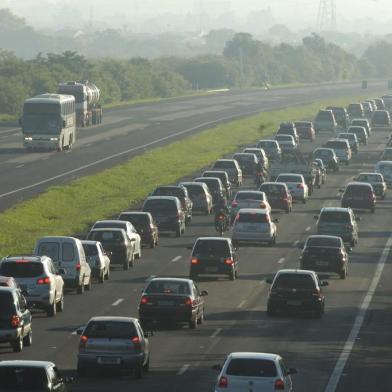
[21,93,76,151]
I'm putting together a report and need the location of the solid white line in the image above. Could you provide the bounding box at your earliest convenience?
[0,109,263,199]
[112,298,124,306]
[305,226,311,232]
[177,364,190,375]
[237,300,247,308]
[277,257,285,264]
[324,233,392,392]
[210,328,222,338]
[170,255,182,262]
[16,164,24,168]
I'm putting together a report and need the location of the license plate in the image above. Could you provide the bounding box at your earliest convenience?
[316,261,329,266]
[158,300,174,306]
[206,267,218,273]
[97,357,121,365]
[287,300,301,306]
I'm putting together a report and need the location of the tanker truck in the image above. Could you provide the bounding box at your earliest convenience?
[57,81,102,127]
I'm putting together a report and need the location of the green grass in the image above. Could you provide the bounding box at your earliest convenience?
[0,94,372,255]
[0,113,17,122]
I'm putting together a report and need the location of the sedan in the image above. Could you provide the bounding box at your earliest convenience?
[353,172,386,199]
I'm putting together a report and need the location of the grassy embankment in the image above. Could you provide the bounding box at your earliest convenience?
[0,95,368,255]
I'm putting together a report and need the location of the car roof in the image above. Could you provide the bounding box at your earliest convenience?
[148,277,192,284]
[195,177,221,182]
[346,182,372,188]
[145,195,180,201]
[236,190,264,194]
[88,316,138,323]
[37,236,79,241]
[120,211,151,216]
[227,352,280,361]
[275,269,317,277]
[376,160,392,165]
[358,172,382,176]
[95,220,128,224]
[277,173,303,178]
[3,256,44,263]
[215,159,236,162]
[0,360,54,368]
[306,235,341,241]
[320,207,351,212]
[314,147,334,152]
[196,236,231,242]
[81,240,100,245]
[89,228,126,233]
[261,182,287,187]
[180,182,207,187]
[154,185,183,189]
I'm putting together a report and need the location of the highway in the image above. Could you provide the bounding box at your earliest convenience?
[0,115,391,391]
[0,81,386,211]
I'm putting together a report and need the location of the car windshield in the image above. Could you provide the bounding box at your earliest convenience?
[145,281,190,295]
[0,367,48,390]
[193,240,230,256]
[276,175,302,183]
[235,192,263,201]
[82,244,98,256]
[144,199,177,211]
[213,161,234,169]
[226,359,277,377]
[0,262,43,278]
[0,292,15,314]
[357,174,381,182]
[237,213,268,223]
[319,211,350,223]
[274,274,315,289]
[306,237,341,247]
[22,114,60,134]
[37,242,59,262]
[84,321,137,339]
[89,231,124,243]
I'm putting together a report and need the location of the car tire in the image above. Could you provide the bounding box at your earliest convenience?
[143,356,150,372]
[176,227,182,237]
[267,304,276,317]
[371,207,375,213]
[12,336,23,352]
[150,239,156,248]
[85,278,92,291]
[77,280,85,294]
[99,272,105,283]
[134,365,143,379]
[105,268,110,280]
[47,298,57,317]
[189,317,198,329]
[229,269,236,281]
[197,308,204,325]
[123,260,130,270]
[23,330,32,347]
[57,294,64,312]
[130,253,135,268]
[340,266,347,280]
[269,235,277,246]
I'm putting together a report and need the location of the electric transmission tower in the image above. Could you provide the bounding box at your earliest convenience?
[317,0,336,31]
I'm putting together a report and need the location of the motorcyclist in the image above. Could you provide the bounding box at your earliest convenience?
[214,196,230,232]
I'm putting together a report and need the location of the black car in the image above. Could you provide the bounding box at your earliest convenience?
[371,110,391,129]
[194,177,226,207]
[326,106,349,130]
[341,182,376,213]
[189,237,239,281]
[276,122,299,143]
[151,185,192,225]
[266,269,328,318]
[313,159,326,184]
[202,170,232,200]
[298,235,349,279]
[142,196,186,237]
[347,103,364,119]
[232,153,258,176]
[312,148,339,172]
[118,211,159,248]
[138,277,207,329]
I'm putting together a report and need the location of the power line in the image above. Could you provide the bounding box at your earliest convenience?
[317,0,336,31]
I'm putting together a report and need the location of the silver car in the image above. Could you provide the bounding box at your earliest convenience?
[211,159,243,186]
[81,241,111,283]
[353,172,387,199]
[274,134,298,152]
[0,256,64,317]
[230,190,271,222]
[77,316,151,379]
[275,173,309,203]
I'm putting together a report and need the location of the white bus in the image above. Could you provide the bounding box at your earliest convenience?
[21,93,76,151]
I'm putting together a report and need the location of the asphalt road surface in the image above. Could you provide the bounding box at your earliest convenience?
[0,81,386,211]
[0,117,391,391]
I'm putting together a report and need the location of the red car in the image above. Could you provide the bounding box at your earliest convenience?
[295,121,315,141]
[259,182,293,213]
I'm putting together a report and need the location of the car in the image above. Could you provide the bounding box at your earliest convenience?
[150,185,193,225]
[347,126,368,145]
[189,237,239,281]
[77,316,150,378]
[142,195,186,235]
[364,99,377,111]
[347,103,364,119]
[275,173,309,203]
[91,220,141,260]
[34,236,91,295]
[0,287,32,352]
[256,139,282,161]
[0,275,18,288]
[81,241,111,283]
[274,134,297,152]
[211,159,243,186]
[243,147,269,170]
[314,109,337,134]
[326,106,349,130]
[353,172,386,199]
[232,208,278,246]
[87,228,136,270]
[313,159,326,185]
[230,190,271,222]
[381,94,392,111]
[232,152,259,176]
[340,182,376,213]
[178,182,213,215]
[294,121,315,141]
[324,138,352,164]
[371,110,391,130]
[315,207,359,246]
[138,277,207,329]
[338,132,359,154]
[351,118,371,135]
[375,161,392,188]
[259,182,292,213]
[266,269,328,317]
[202,170,232,200]
[374,98,386,110]
[118,211,159,248]
[213,352,297,392]
[194,177,226,208]
[0,360,73,391]
[312,148,339,172]
[276,122,299,143]
[0,256,64,317]
[380,147,392,161]
[298,235,349,279]
[361,101,374,118]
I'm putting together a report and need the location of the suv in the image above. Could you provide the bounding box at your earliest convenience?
[276,122,299,143]
[294,121,315,141]
[325,138,352,165]
[212,159,243,186]
[259,182,292,213]
[338,133,359,154]
[179,182,213,215]
[371,110,391,130]
[195,176,225,208]
[190,237,239,281]
[0,287,32,352]
[326,106,349,130]
[341,182,376,213]
[347,126,368,145]
[151,185,192,225]
[202,170,232,201]
[354,172,386,199]
[312,148,339,172]
[142,196,186,236]
[351,118,371,135]
[347,103,364,119]
[256,139,282,162]
[266,269,328,317]
[232,153,258,176]
[314,109,337,134]
[315,207,359,246]
[0,256,64,317]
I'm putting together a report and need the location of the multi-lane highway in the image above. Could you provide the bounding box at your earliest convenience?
[0,102,391,391]
[0,81,386,211]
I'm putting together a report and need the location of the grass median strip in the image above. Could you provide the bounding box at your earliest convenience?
[0,95,369,255]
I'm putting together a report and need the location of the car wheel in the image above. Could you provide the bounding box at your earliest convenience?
[189,317,198,329]
[77,364,88,377]
[371,207,375,213]
[130,253,135,268]
[12,336,23,352]
[56,294,64,312]
[85,278,92,291]
[47,298,57,317]
[267,304,276,317]
[23,330,32,347]
[229,269,236,281]
[143,356,150,372]
[123,259,130,270]
[176,226,182,237]
[77,280,85,294]
[150,239,156,248]
[197,308,204,325]
[98,271,105,283]
[269,234,277,246]
[134,364,143,379]
[105,268,110,280]
[340,266,347,280]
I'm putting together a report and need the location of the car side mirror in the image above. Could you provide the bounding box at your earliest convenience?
[313,215,319,220]
[297,241,305,249]
[320,281,329,287]
[200,290,208,296]
[266,278,273,284]
[76,327,84,335]
[212,364,222,371]
[288,368,298,375]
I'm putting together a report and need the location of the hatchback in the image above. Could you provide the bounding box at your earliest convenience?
[212,159,243,186]
[314,109,337,134]
[294,121,315,141]
[275,173,309,203]
[312,148,339,172]
[243,147,269,170]
[375,161,392,188]
[371,110,391,130]
[202,170,232,200]
[232,208,278,246]
[0,256,64,317]
[230,190,271,222]
[256,139,282,161]
[179,182,213,215]
[266,269,328,317]
[347,103,364,119]
[347,126,368,145]
[77,316,150,379]
[351,118,371,135]
[341,182,376,213]
[324,138,352,164]
[353,172,386,199]
[338,132,359,154]
[138,277,207,329]
[213,352,296,392]
[81,241,111,283]
[259,182,292,213]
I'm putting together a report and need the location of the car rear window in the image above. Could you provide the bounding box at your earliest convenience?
[307,237,341,247]
[84,321,137,339]
[260,184,285,195]
[144,199,177,211]
[237,213,268,223]
[235,192,263,201]
[233,154,254,162]
[373,112,388,122]
[197,179,218,191]
[89,231,124,243]
[378,164,392,174]
[325,141,347,149]
[357,174,381,182]
[153,188,184,198]
[0,367,48,390]
[118,214,149,228]
[37,242,59,262]
[82,244,98,256]
[274,274,315,289]
[316,111,332,121]
[203,172,227,184]
[145,280,190,295]
[0,262,43,278]
[314,149,332,158]
[319,211,350,223]
[276,135,293,141]
[339,134,355,140]
[193,240,230,256]
[183,185,205,196]
[0,292,15,314]
[213,161,234,169]
[258,141,276,149]
[226,359,277,377]
[344,185,371,195]
[276,175,302,183]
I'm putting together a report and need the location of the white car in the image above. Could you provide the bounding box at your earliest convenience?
[230,190,271,222]
[274,134,297,152]
[275,173,309,203]
[231,208,278,246]
[213,352,296,392]
[325,138,352,165]
[81,241,111,283]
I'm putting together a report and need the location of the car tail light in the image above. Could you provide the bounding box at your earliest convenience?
[10,315,21,328]
[140,295,151,305]
[231,201,238,208]
[149,224,155,231]
[131,336,141,351]
[297,183,304,189]
[191,257,199,264]
[312,287,321,297]
[75,263,81,271]
[218,376,228,388]
[184,297,193,307]
[275,379,285,390]
[259,202,266,208]
[79,335,88,350]
[225,258,234,265]
[37,276,51,285]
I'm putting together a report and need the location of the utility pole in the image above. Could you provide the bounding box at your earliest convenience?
[317,0,336,31]
[239,47,244,88]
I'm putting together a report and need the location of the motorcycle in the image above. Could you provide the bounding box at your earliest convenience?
[254,168,268,187]
[215,214,228,236]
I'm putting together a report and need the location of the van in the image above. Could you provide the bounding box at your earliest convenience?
[325,139,352,165]
[314,110,338,134]
[34,236,91,294]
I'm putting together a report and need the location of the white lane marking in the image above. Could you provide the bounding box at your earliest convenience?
[277,257,285,264]
[112,298,124,306]
[210,328,222,338]
[325,233,392,392]
[16,164,24,168]
[0,109,263,199]
[305,226,311,232]
[85,143,92,147]
[170,255,182,262]
[71,330,77,335]
[237,300,247,308]
[177,364,190,375]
